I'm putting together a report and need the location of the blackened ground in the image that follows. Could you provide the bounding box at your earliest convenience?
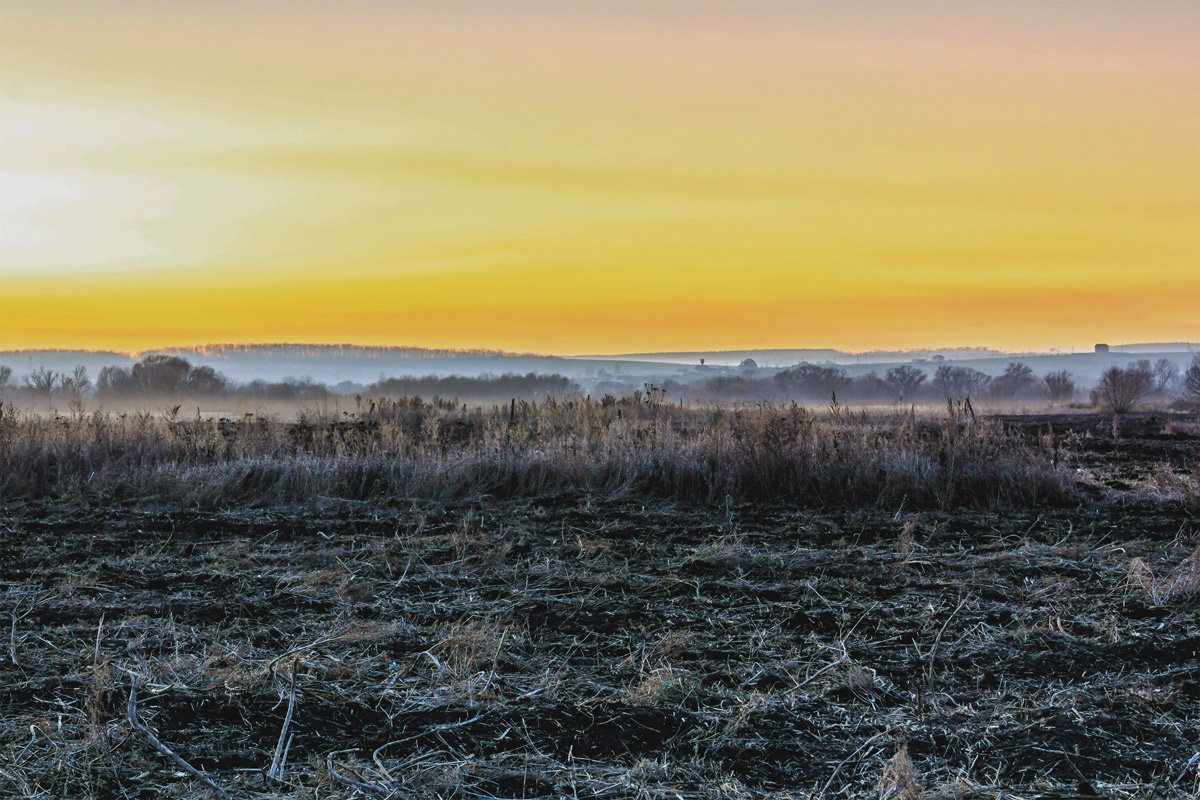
[1,414,1197,799]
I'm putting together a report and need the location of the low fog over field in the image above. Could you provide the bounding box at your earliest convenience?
[1,342,1198,411]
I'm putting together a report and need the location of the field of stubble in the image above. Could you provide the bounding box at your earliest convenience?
[1,408,1197,799]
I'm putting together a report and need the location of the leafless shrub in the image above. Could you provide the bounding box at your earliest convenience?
[1043,370,1075,403]
[1091,364,1156,414]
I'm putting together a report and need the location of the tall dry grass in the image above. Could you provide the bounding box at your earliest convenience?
[0,397,1076,509]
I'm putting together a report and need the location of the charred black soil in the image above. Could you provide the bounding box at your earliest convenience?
[1,412,1197,799]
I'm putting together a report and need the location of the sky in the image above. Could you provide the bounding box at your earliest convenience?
[1,1,1198,355]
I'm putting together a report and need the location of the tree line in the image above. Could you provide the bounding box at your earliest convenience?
[693,358,1200,412]
[2,354,1198,413]
[0,356,580,405]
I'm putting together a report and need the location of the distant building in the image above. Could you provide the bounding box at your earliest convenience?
[1095,343,1110,353]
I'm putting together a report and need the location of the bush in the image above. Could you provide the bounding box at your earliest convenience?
[1091,364,1156,414]
[1043,370,1075,403]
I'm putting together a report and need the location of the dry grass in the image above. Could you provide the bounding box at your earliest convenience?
[0,397,1076,510]
[1125,546,1200,606]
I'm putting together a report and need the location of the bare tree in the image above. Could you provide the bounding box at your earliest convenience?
[989,362,1036,400]
[96,365,127,397]
[884,365,926,402]
[24,367,59,404]
[0,365,11,390]
[132,355,192,395]
[1091,364,1156,414]
[185,365,229,396]
[775,364,849,401]
[933,365,990,401]
[59,365,92,401]
[1043,370,1075,403]
[1153,358,1180,395]
[1184,356,1200,403]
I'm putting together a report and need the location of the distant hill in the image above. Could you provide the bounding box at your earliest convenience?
[592,347,1005,368]
[0,349,134,376]
[1104,342,1199,354]
[585,349,848,367]
[149,343,540,360]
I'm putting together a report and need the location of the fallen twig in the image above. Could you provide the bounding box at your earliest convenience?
[818,730,888,798]
[8,606,17,665]
[327,751,390,795]
[14,724,37,764]
[127,676,232,800]
[794,641,850,690]
[267,631,350,671]
[9,592,45,666]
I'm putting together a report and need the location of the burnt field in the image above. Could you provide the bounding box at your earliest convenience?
[1,406,1198,799]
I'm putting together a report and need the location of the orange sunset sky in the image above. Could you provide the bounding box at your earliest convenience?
[1,1,1197,355]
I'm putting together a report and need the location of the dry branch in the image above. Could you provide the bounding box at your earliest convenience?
[266,631,353,670]
[819,730,888,797]
[326,752,390,795]
[267,657,298,782]
[924,595,969,694]
[126,676,232,800]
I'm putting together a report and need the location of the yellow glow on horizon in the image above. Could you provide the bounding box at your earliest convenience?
[2,2,1198,354]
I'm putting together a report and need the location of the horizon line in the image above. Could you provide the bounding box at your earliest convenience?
[3,340,1199,361]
